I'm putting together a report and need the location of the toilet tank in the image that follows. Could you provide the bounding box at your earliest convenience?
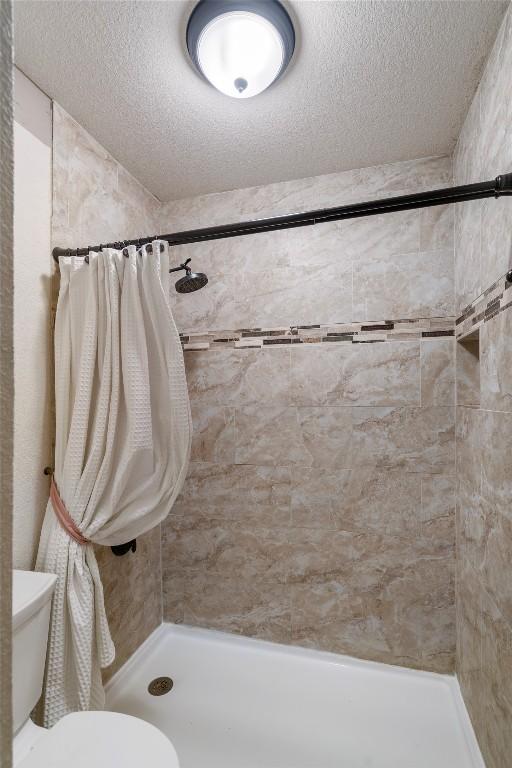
[12,570,57,734]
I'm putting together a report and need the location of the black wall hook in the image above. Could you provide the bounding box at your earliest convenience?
[111,539,137,556]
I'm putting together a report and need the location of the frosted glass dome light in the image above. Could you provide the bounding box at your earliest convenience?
[187,1,295,99]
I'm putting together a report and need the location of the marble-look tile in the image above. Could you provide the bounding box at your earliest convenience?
[186,347,290,406]
[54,104,160,251]
[235,405,353,468]
[339,471,422,539]
[334,209,421,262]
[54,104,117,241]
[163,515,290,584]
[478,501,512,632]
[455,406,484,575]
[283,467,455,544]
[353,248,454,322]
[420,338,455,405]
[380,555,455,673]
[170,269,247,333]
[352,406,455,473]
[453,2,512,318]
[453,90,482,186]
[286,221,344,268]
[456,339,480,408]
[161,155,452,232]
[290,540,454,672]
[115,166,161,237]
[190,404,236,464]
[240,261,353,327]
[290,467,352,530]
[172,461,240,516]
[456,557,512,768]
[182,573,291,644]
[420,205,454,252]
[237,405,455,475]
[454,200,482,314]
[456,406,482,493]
[173,461,292,523]
[52,105,70,231]
[287,526,451,586]
[456,561,485,737]
[478,584,512,768]
[481,308,512,412]
[235,464,292,526]
[420,475,456,545]
[458,483,486,577]
[164,155,452,333]
[50,224,75,251]
[290,341,420,406]
[480,410,512,524]
[432,5,512,731]
[97,526,162,682]
[162,572,185,625]
[480,197,512,292]
[235,405,305,467]
[477,5,512,180]
[475,410,512,626]
[188,228,295,273]
[337,470,454,544]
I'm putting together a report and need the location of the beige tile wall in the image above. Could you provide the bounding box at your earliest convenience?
[163,335,456,672]
[454,6,512,767]
[162,156,453,332]
[453,5,512,315]
[160,156,458,673]
[51,103,163,682]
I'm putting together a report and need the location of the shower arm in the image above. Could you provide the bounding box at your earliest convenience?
[169,258,192,275]
[52,172,512,264]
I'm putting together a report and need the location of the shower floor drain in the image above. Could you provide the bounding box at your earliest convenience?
[148,676,174,696]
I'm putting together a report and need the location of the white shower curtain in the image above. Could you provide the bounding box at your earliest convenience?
[36,242,192,727]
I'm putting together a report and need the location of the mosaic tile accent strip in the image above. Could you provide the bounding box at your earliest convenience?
[181,317,455,350]
[455,272,512,340]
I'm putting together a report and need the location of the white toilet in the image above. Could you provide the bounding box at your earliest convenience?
[12,569,180,767]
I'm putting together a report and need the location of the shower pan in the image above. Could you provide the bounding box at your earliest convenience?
[105,625,483,768]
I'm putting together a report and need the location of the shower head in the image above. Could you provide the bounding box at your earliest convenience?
[170,258,208,293]
[175,270,209,293]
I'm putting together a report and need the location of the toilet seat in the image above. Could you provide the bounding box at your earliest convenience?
[18,711,180,768]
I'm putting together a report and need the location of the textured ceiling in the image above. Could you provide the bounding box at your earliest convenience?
[13,0,508,202]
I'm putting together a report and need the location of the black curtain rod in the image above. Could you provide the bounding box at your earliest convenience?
[52,173,512,261]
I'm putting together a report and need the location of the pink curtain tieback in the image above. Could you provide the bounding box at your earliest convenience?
[50,477,90,545]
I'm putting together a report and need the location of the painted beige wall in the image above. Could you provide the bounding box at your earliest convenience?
[160,157,457,673]
[12,68,53,569]
[454,6,512,767]
[0,1,14,764]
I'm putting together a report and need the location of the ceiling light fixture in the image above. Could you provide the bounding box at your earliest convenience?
[186,0,295,99]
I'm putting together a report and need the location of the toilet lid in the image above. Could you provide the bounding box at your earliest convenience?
[18,711,180,768]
